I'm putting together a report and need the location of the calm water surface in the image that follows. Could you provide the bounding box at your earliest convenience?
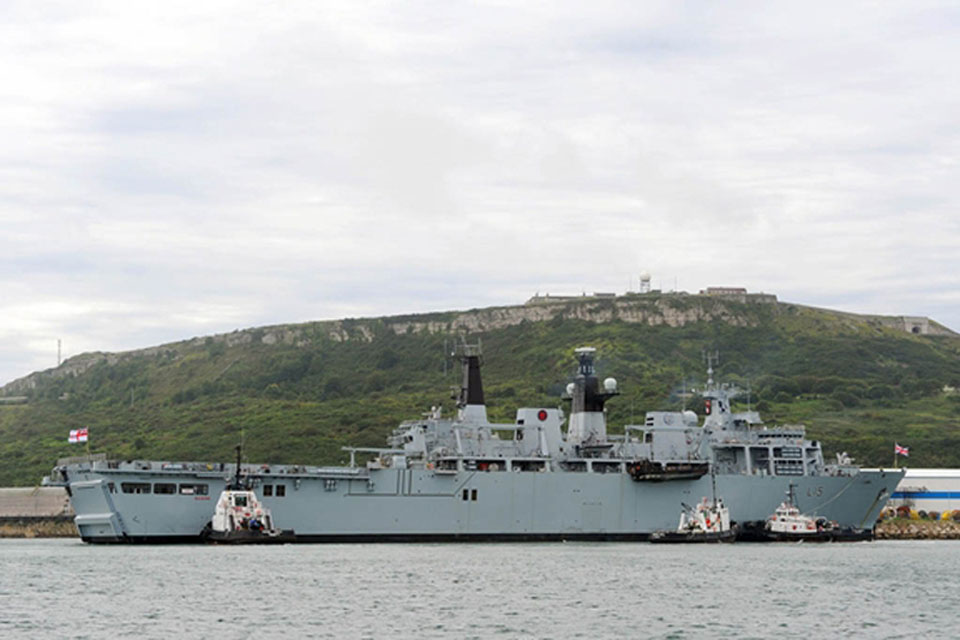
[1,539,957,639]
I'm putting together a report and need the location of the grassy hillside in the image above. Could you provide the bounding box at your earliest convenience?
[2,295,959,486]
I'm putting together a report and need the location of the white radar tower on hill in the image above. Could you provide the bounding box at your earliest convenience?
[639,271,652,294]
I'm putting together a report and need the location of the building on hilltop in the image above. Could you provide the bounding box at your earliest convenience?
[526,286,778,306]
[901,316,931,335]
[525,293,586,304]
[701,287,748,296]
[699,287,778,304]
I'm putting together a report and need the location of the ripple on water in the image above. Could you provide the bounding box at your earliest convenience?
[1,540,960,639]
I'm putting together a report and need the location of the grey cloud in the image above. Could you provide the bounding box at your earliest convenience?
[1,1,959,385]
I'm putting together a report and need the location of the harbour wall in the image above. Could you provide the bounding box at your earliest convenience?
[0,487,76,537]
[0,516,76,538]
[874,519,960,540]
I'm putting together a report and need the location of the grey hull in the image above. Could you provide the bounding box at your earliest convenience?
[64,466,901,543]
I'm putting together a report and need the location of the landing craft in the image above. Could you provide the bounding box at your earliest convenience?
[47,346,902,542]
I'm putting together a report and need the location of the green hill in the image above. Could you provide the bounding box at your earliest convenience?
[2,293,959,486]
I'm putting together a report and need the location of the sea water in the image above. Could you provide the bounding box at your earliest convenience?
[1,539,957,639]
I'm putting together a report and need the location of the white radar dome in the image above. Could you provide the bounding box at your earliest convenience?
[603,377,618,392]
[566,382,576,396]
[640,271,651,281]
[682,410,699,426]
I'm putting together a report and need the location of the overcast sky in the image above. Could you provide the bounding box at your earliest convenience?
[1,1,958,385]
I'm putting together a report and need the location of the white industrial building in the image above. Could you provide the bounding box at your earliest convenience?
[888,469,960,513]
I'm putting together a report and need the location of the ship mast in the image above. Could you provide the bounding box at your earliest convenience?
[230,444,244,490]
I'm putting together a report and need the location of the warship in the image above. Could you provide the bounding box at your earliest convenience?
[46,346,903,543]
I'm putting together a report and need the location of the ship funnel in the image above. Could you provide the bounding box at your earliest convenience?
[456,341,487,424]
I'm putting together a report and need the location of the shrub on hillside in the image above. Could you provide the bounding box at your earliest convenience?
[866,384,895,400]
[822,399,844,412]
[831,391,859,408]
[172,389,197,404]
[264,383,282,399]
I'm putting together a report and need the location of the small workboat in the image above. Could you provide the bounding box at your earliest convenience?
[204,446,295,544]
[738,485,872,542]
[650,496,736,543]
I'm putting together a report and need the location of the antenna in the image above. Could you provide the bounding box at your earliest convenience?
[710,460,718,506]
[233,444,243,490]
[57,339,61,367]
[703,350,719,387]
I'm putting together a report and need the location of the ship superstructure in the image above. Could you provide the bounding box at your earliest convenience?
[47,347,903,543]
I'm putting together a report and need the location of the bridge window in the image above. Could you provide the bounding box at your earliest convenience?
[593,461,623,474]
[179,484,208,496]
[462,489,469,501]
[471,489,478,501]
[263,484,273,496]
[154,483,176,494]
[121,482,151,494]
[276,485,286,497]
